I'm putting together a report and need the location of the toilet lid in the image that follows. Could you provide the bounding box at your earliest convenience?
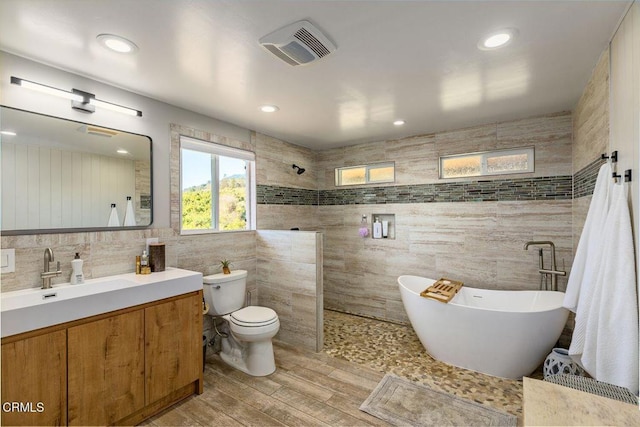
[230,306,278,326]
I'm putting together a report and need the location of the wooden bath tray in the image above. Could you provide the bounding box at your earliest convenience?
[420,278,463,303]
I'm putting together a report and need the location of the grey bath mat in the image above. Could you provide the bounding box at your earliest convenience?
[360,374,517,426]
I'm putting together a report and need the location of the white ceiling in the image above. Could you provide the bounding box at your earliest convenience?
[0,0,630,150]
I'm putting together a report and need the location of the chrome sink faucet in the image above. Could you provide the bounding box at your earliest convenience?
[41,248,61,289]
[524,241,566,291]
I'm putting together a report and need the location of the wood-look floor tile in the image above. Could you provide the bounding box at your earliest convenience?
[268,370,335,402]
[173,395,244,426]
[197,386,286,427]
[145,399,204,426]
[271,387,372,426]
[287,365,373,403]
[144,337,394,426]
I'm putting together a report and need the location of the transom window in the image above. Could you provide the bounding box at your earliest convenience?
[335,162,395,186]
[179,136,255,234]
[439,147,534,179]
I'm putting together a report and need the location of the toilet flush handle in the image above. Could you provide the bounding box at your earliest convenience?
[213,285,221,289]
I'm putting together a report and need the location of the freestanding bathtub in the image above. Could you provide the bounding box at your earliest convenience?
[398,275,569,379]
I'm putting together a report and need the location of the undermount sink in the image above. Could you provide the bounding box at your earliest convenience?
[1,268,203,338]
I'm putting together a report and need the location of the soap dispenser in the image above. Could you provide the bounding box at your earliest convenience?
[372,217,383,239]
[70,253,85,285]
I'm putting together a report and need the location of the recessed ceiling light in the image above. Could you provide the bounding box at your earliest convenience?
[478,29,517,50]
[1,130,17,136]
[393,120,405,126]
[260,105,279,113]
[117,149,129,154]
[97,34,139,54]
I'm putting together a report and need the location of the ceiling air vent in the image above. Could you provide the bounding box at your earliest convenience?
[259,20,336,66]
[77,125,118,138]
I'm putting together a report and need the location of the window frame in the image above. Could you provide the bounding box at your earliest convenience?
[335,162,396,187]
[179,135,256,235]
[439,147,535,179]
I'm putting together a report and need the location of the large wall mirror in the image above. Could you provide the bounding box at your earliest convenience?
[1,106,152,235]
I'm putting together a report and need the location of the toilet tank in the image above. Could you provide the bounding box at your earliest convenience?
[203,270,248,315]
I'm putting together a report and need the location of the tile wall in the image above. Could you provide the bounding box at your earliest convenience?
[572,48,610,252]
[257,112,577,324]
[313,113,573,322]
[256,231,323,351]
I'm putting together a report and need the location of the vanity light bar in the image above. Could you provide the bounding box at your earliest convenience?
[11,76,83,102]
[10,76,142,117]
[90,98,141,116]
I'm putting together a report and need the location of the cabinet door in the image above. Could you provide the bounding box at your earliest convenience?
[145,293,202,404]
[67,310,145,426]
[1,330,67,426]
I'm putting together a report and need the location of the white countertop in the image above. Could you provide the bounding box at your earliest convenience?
[1,268,203,338]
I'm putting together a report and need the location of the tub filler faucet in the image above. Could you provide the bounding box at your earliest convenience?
[41,248,61,289]
[524,241,566,291]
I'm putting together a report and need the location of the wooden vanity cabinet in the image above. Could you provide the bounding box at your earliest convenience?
[1,330,67,426]
[67,310,145,426]
[0,290,203,426]
[145,293,203,404]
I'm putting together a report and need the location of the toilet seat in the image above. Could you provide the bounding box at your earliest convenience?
[230,306,278,328]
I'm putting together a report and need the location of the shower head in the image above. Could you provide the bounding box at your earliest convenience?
[292,164,306,175]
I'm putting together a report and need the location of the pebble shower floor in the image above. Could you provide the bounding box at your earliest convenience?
[322,309,542,419]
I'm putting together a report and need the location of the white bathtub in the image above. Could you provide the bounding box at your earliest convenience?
[398,275,569,379]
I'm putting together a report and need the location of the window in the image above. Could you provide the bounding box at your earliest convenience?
[335,162,395,186]
[439,147,534,179]
[180,136,255,233]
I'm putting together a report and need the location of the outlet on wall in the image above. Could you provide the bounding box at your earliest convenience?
[1,248,16,273]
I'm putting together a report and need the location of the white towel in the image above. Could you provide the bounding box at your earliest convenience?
[572,183,638,394]
[564,163,612,312]
[123,198,136,226]
[107,204,120,227]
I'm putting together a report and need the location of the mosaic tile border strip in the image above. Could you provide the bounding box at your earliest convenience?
[258,175,573,205]
[256,185,318,205]
[574,157,607,199]
[317,176,573,205]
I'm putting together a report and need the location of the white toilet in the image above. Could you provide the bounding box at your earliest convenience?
[203,270,280,376]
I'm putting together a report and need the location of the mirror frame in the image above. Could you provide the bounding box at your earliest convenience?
[1,106,153,235]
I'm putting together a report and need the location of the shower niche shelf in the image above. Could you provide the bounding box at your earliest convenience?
[371,213,395,240]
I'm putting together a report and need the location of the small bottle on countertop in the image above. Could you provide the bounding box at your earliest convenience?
[136,255,141,274]
[141,250,151,274]
[70,253,85,285]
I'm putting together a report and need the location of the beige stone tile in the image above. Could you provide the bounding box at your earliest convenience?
[394,158,440,185]
[324,291,387,319]
[385,299,410,323]
[435,123,498,156]
[257,205,318,230]
[257,231,293,259]
[385,134,436,160]
[257,284,293,316]
[255,132,317,190]
[573,49,609,173]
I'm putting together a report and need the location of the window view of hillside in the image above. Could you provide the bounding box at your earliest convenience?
[181,150,248,231]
